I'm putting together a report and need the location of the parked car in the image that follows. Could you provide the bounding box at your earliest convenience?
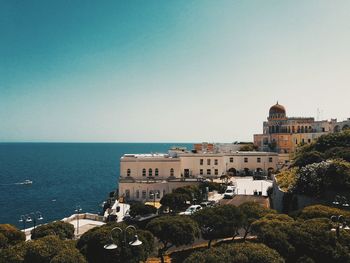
[179,205,202,215]
[200,200,218,208]
[224,186,235,199]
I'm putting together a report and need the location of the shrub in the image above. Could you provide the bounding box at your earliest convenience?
[31,221,74,240]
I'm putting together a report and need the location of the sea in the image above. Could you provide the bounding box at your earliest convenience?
[0,143,192,228]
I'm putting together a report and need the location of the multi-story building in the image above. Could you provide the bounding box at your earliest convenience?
[118,150,277,202]
[254,102,350,156]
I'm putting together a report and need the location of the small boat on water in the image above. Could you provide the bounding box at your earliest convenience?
[22,180,33,185]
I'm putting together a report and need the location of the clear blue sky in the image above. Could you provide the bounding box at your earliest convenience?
[1,0,350,142]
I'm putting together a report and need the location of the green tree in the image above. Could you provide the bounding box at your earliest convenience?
[129,203,157,217]
[50,248,87,263]
[239,202,275,240]
[183,242,284,263]
[293,151,324,167]
[0,242,27,263]
[0,224,25,249]
[239,144,258,151]
[77,222,154,263]
[293,130,350,167]
[160,193,189,213]
[173,185,202,203]
[293,159,350,198]
[24,235,78,263]
[193,205,243,248]
[31,221,75,240]
[296,204,350,221]
[252,213,350,263]
[146,216,199,263]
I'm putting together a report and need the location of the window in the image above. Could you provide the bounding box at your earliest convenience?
[127,169,131,176]
[149,190,154,198]
[155,168,159,176]
[136,190,140,199]
[200,169,203,175]
[257,158,261,163]
[214,169,218,175]
[308,139,311,143]
[200,159,203,165]
[214,159,218,165]
[170,168,174,176]
[142,168,146,176]
[207,159,211,165]
[156,190,160,199]
[207,169,211,175]
[269,157,273,163]
[142,190,146,199]
[244,157,248,163]
[148,168,152,177]
[125,190,130,199]
[230,157,233,163]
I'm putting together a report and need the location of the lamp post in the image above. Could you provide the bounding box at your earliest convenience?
[330,215,350,238]
[20,211,43,235]
[104,225,142,250]
[75,205,82,236]
[332,195,350,209]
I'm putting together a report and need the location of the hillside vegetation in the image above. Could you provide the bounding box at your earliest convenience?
[276,130,350,198]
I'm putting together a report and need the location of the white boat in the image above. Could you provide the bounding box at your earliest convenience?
[22,180,33,185]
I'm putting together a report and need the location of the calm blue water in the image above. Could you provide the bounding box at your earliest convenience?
[0,143,192,228]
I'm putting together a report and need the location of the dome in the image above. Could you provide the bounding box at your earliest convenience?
[269,102,286,115]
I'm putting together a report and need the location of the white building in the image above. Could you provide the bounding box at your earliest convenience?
[118,150,278,202]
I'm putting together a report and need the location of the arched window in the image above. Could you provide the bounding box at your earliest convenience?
[127,169,131,177]
[142,168,146,176]
[148,168,153,177]
[170,168,174,176]
[155,168,159,176]
[136,190,140,199]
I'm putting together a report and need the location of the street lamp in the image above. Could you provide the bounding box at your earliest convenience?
[75,205,82,236]
[104,225,142,250]
[332,195,350,208]
[19,211,43,235]
[331,215,350,238]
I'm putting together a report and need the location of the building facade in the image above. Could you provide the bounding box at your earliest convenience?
[254,102,350,155]
[119,151,278,202]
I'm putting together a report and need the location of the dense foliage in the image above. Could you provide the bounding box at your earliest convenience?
[77,222,154,263]
[276,131,350,200]
[293,130,350,167]
[252,212,350,263]
[0,224,25,249]
[129,203,157,217]
[31,221,75,240]
[293,159,350,197]
[192,205,243,247]
[0,235,86,263]
[296,204,350,221]
[184,242,284,263]
[147,216,199,263]
[239,143,258,151]
[160,193,189,213]
[239,202,275,240]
